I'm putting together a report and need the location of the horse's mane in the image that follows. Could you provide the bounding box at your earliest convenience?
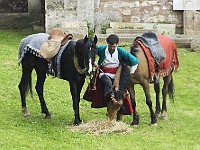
[74,38,96,56]
[115,63,131,100]
[74,39,84,56]
[130,42,139,57]
[119,63,130,92]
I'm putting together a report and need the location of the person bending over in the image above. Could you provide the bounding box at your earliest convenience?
[94,34,139,101]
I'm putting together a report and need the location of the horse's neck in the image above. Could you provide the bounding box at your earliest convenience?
[75,49,85,69]
[134,45,149,80]
[136,46,147,63]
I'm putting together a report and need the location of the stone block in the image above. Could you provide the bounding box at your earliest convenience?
[109,22,176,35]
[57,22,88,40]
[0,13,32,28]
[96,34,137,46]
[190,39,200,52]
[106,28,157,36]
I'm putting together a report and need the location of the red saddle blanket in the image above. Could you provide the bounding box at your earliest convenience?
[83,77,134,115]
[136,34,179,82]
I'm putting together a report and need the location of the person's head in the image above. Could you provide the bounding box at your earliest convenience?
[106,34,119,54]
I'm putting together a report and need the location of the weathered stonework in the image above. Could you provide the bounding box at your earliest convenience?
[45,0,182,34]
[184,10,200,35]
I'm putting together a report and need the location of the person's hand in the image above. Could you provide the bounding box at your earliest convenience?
[93,61,98,67]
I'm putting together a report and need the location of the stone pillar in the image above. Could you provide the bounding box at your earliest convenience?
[77,0,95,27]
[28,0,42,25]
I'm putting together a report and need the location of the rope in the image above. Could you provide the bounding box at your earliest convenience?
[74,54,87,74]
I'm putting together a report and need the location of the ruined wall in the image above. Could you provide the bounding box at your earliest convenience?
[0,0,44,29]
[94,0,183,33]
[46,0,183,34]
[0,0,28,13]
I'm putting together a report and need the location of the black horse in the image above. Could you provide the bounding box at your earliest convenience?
[18,34,97,125]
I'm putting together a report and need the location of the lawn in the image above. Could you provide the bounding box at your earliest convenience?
[0,28,199,150]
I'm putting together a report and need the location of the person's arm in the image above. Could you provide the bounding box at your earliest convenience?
[118,47,139,66]
[118,47,139,74]
[96,45,107,66]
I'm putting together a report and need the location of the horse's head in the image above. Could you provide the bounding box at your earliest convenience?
[107,90,123,120]
[83,35,98,75]
[75,35,97,76]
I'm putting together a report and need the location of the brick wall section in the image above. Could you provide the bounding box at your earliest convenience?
[94,0,183,33]
[0,0,183,32]
[45,0,183,33]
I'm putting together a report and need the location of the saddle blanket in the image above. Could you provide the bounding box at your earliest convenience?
[18,33,72,79]
[18,33,50,65]
[135,32,166,64]
[136,34,179,82]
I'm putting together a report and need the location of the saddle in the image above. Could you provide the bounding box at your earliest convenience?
[49,29,73,46]
[40,29,73,61]
[135,32,166,64]
[47,39,74,78]
[136,34,179,83]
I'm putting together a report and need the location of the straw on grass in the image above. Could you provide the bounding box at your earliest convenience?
[68,119,133,135]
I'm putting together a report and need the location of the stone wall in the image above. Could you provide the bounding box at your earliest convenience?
[46,0,183,34]
[0,0,28,13]
[0,0,43,29]
[96,0,183,33]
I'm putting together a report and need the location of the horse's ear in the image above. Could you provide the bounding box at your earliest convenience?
[94,35,98,44]
[84,35,88,43]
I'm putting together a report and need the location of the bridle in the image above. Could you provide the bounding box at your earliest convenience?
[74,40,95,75]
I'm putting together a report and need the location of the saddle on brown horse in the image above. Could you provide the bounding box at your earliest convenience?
[135,33,179,83]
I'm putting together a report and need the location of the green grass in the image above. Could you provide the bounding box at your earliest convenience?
[0,28,200,150]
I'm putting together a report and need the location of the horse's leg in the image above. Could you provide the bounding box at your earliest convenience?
[161,74,172,120]
[116,103,125,121]
[154,83,161,117]
[141,81,157,126]
[18,65,33,117]
[69,80,84,125]
[35,68,51,119]
[128,84,139,127]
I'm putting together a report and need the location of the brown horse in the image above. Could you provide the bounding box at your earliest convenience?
[116,33,179,126]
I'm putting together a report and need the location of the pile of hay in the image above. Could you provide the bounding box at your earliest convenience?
[68,119,133,135]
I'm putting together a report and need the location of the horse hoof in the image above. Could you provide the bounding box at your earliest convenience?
[116,114,122,121]
[156,113,160,118]
[161,111,168,120]
[151,123,157,126]
[74,120,83,126]
[161,115,168,120]
[22,108,32,118]
[45,115,52,119]
[132,125,138,128]
[131,122,139,127]
[25,114,32,118]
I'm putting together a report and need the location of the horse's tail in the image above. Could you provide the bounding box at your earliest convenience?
[26,76,33,98]
[168,75,174,102]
